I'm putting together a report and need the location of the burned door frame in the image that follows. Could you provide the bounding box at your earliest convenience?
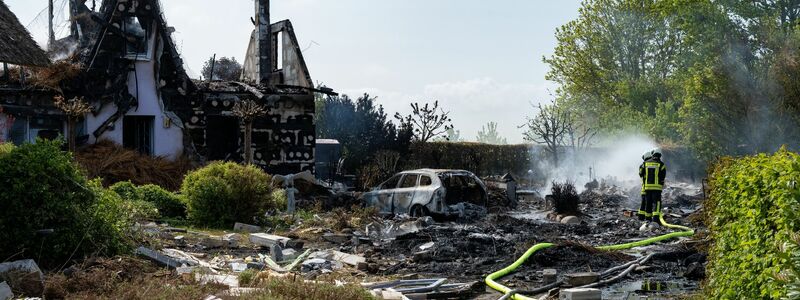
[372,173,403,214]
[393,173,420,215]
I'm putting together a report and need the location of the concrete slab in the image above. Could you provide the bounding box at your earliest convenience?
[564,272,599,286]
[559,288,601,300]
[234,222,262,233]
[331,250,366,266]
[543,268,558,284]
[249,233,290,247]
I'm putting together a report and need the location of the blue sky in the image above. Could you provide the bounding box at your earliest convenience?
[5,0,582,143]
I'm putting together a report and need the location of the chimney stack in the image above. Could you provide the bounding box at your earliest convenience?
[255,0,272,85]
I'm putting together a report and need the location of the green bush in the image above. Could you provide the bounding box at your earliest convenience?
[0,141,130,267]
[182,162,277,227]
[110,181,186,219]
[110,181,141,201]
[0,143,15,156]
[706,148,800,299]
[139,184,186,218]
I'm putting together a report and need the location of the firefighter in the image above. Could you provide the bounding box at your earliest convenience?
[637,150,652,221]
[639,149,666,231]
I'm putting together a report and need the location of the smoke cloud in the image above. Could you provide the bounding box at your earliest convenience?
[534,134,659,193]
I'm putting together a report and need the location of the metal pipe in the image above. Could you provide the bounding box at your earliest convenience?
[394,278,446,293]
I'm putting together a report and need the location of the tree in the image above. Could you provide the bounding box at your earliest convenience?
[522,100,570,166]
[477,122,508,145]
[54,95,92,152]
[395,101,453,142]
[232,99,267,165]
[202,56,243,81]
[316,93,413,174]
[543,0,800,161]
[433,127,462,142]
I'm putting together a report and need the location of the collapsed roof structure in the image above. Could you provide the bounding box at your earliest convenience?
[0,1,50,67]
[0,0,332,175]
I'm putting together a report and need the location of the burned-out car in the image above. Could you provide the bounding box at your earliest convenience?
[362,169,488,217]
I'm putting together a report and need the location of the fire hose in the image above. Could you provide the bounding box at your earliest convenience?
[485,214,695,300]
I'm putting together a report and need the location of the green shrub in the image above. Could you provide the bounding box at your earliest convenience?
[271,188,287,209]
[706,148,800,299]
[110,181,186,219]
[775,233,800,300]
[110,181,141,201]
[0,143,15,156]
[237,269,258,286]
[182,162,277,227]
[0,141,130,267]
[139,184,186,218]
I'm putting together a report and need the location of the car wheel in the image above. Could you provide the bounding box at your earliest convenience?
[410,205,428,217]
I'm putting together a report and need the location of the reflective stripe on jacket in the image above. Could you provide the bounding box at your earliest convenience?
[642,159,666,191]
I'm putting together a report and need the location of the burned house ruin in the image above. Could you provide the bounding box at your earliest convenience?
[0,0,329,175]
[0,1,59,144]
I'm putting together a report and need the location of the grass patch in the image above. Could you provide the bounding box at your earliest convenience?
[248,276,376,300]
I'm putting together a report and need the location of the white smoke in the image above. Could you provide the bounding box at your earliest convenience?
[535,134,659,193]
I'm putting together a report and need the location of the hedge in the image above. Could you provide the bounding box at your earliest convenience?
[404,142,542,177]
[706,148,800,298]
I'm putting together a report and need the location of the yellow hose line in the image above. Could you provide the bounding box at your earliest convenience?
[485,215,694,300]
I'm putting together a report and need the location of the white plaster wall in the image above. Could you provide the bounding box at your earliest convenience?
[84,34,184,159]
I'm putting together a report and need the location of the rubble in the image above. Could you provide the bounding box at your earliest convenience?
[560,287,601,300]
[0,259,44,296]
[543,269,558,284]
[201,236,232,249]
[249,233,291,248]
[366,216,434,241]
[565,272,600,286]
[234,222,263,233]
[0,282,12,300]
[92,177,704,298]
[135,247,189,269]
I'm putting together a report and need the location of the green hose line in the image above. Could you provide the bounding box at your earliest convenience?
[485,214,694,300]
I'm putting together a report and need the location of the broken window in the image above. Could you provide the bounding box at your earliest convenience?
[206,116,240,161]
[28,117,63,142]
[440,174,486,206]
[123,16,155,60]
[123,116,153,155]
[400,174,419,188]
[380,174,402,190]
[420,175,432,186]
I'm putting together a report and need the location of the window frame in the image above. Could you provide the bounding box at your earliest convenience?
[380,174,403,190]
[399,174,419,189]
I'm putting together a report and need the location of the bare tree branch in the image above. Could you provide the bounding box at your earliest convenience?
[395,100,453,142]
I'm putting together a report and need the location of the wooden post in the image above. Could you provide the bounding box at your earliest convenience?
[244,121,253,164]
[68,117,76,152]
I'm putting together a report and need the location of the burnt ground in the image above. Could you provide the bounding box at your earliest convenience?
[46,182,704,299]
[335,182,707,299]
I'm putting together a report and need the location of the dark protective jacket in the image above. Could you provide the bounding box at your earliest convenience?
[639,157,666,191]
